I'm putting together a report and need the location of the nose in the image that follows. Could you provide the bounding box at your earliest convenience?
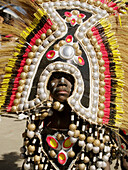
[57,77,67,87]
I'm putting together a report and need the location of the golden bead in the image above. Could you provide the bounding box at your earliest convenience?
[99,103,105,110]
[112,152,116,158]
[34,155,40,164]
[104,135,110,141]
[46,29,52,36]
[59,40,66,46]
[99,88,105,95]
[51,24,57,31]
[94,0,101,6]
[31,45,38,52]
[94,43,100,51]
[69,124,77,131]
[36,0,42,4]
[72,10,79,15]
[79,134,86,141]
[103,137,106,143]
[107,7,114,13]
[41,33,46,40]
[20,72,27,79]
[28,145,35,153]
[47,101,52,108]
[17,86,24,92]
[39,164,44,170]
[66,17,71,22]
[53,101,60,110]
[13,99,20,105]
[100,66,105,73]
[101,3,108,10]
[110,144,113,147]
[49,150,56,158]
[99,96,105,103]
[112,148,116,153]
[68,151,75,158]
[100,81,105,87]
[80,0,86,2]
[44,0,50,2]
[84,156,90,163]
[28,52,34,58]
[54,44,60,51]
[19,79,25,85]
[28,124,36,131]
[100,143,105,150]
[93,139,100,146]
[99,59,105,66]
[100,73,105,81]
[97,51,102,59]
[26,58,32,65]
[78,163,86,170]
[11,106,17,112]
[36,39,42,46]
[24,140,29,146]
[23,65,29,73]
[16,92,21,99]
[87,136,94,143]
[74,130,80,138]
[87,0,94,4]
[77,18,82,24]
[41,112,48,119]
[75,49,82,56]
[91,37,97,45]
[97,117,103,124]
[41,109,47,112]
[86,30,93,38]
[113,143,117,147]
[73,43,79,49]
[98,110,104,117]
[57,134,64,140]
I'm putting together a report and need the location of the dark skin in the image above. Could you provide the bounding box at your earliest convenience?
[45,104,72,130]
[46,72,74,130]
[49,72,73,103]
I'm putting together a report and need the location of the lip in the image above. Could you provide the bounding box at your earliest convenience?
[57,90,68,94]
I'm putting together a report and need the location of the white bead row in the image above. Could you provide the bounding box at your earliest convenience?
[16,20,67,112]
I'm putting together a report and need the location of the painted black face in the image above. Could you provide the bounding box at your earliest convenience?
[47,72,74,102]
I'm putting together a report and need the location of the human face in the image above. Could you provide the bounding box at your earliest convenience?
[48,72,74,102]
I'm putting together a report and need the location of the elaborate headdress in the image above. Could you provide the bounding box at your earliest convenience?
[0,0,128,169]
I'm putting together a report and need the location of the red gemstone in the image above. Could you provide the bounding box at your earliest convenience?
[77,13,85,18]
[65,12,72,17]
[63,137,73,149]
[71,18,76,26]
[58,152,67,165]
[46,136,58,149]
[46,50,55,59]
[66,35,73,43]
[78,56,85,66]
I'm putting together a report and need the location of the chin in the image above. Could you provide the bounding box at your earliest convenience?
[56,96,68,103]
[57,98,67,103]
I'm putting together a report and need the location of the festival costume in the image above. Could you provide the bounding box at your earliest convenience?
[0,0,128,169]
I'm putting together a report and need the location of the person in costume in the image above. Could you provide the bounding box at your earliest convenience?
[21,69,112,170]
